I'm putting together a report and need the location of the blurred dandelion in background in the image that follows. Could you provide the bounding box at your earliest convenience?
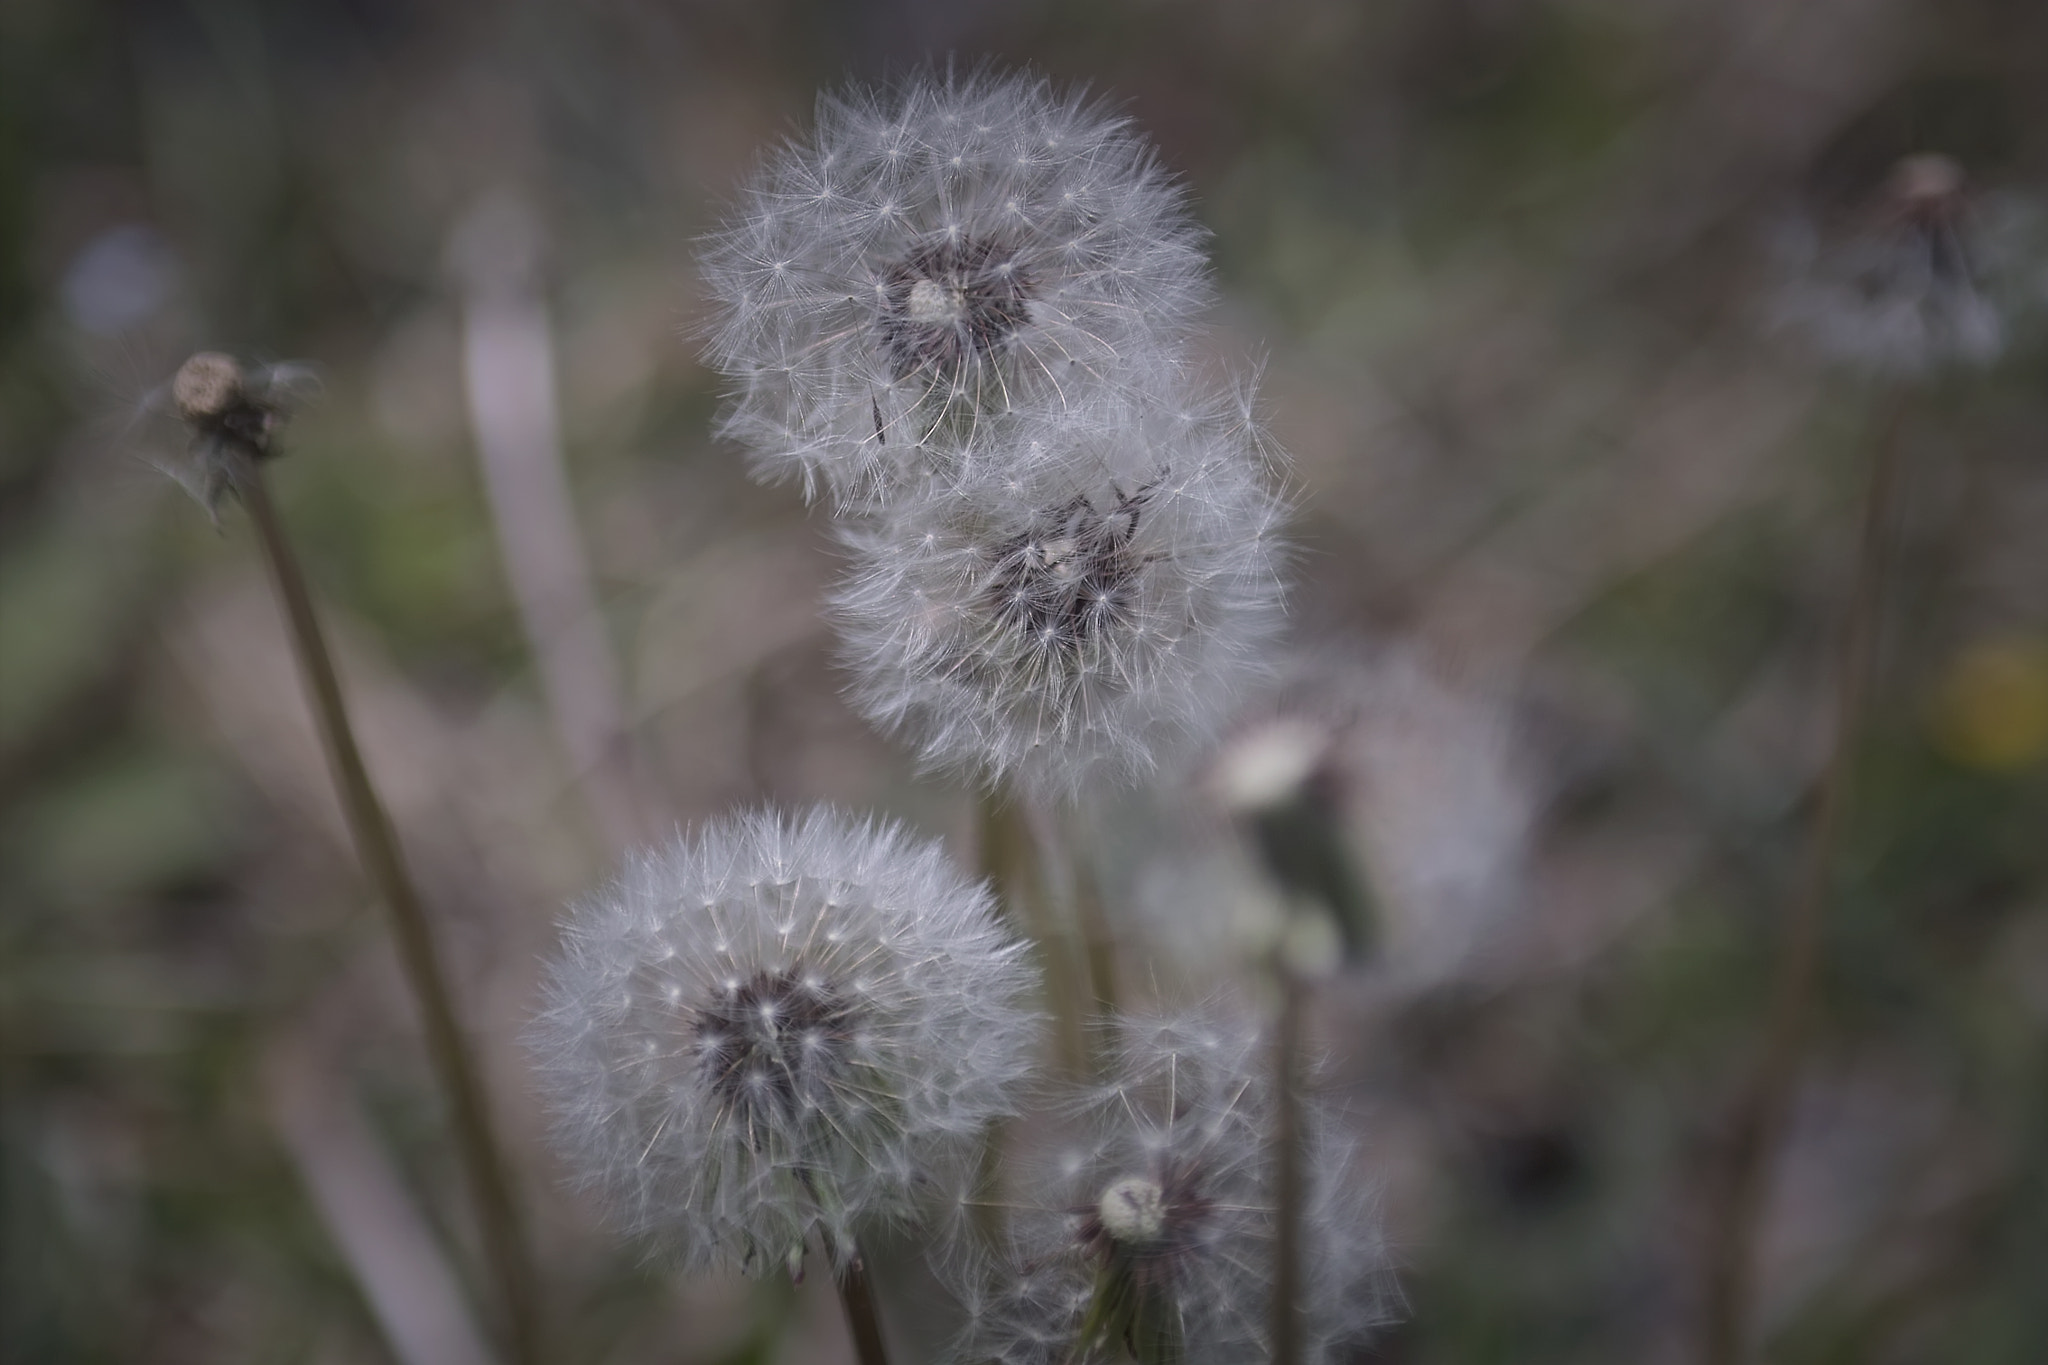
[1769,151,2027,375]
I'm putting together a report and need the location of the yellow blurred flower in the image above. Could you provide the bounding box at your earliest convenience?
[1931,636,2048,770]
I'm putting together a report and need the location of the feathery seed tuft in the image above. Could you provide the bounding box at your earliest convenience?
[528,806,1042,1275]
[700,69,1210,506]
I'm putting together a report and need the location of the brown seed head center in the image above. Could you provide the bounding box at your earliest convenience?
[695,968,858,1121]
[983,488,1150,652]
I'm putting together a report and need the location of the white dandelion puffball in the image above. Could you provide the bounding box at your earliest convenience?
[944,1006,1397,1365]
[831,390,1289,803]
[529,806,1042,1275]
[700,69,1210,507]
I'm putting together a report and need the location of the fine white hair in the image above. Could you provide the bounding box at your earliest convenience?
[700,68,1210,508]
[940,1004,1398,1365]
[528,806,1042,1274]
[830,385,1291,803]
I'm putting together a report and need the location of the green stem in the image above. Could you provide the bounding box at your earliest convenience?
[1699,395,1908,1365]
[970,1116,1010,1251]
[1271,969,1307,1365]
[229,450,544,1365]
[832,1245,893,1365]
[978,788,1089,1078]
[1067,833,1121,1029]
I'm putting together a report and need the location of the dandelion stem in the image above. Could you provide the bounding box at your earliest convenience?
[453,197,651,855]
[970,1116,1010,1251]
[978,788,1089,1078]
[1700,393,1909,1365]
[832,1248,893,1365]
[228,449,544,1365]
[1271,969,1308,1365]
[1068,834,1121,1027]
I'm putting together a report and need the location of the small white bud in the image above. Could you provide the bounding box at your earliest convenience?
[1095,1176,1167,1244]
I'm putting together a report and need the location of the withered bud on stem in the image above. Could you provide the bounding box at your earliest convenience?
[158,351,315,514]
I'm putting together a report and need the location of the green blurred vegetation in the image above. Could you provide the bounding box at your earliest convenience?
[5,2,2048,1363]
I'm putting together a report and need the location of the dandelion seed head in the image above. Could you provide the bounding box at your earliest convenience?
[1769,150,2016,375]
[700,68,1210,507]
[832,388,1289,802]
[940,1005,1397,1365]
[528,806,1041,1275]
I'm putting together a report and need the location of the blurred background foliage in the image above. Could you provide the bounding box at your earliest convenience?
[4,1,2048,1363]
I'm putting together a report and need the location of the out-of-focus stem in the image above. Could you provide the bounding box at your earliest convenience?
[267,1037,497,1365]
[452,193,648,855]
[832,1246,893,1365]
[229,450,543,1365]
[1700,395,1909,1365]
[1271,970,1307,1365]
[1062,819,1121,1028]
[969,1117,1009,1251]
[978,788,1088,1078]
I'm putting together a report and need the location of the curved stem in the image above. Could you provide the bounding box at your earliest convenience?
[1699,396,1908,1365]
[230,451,544,1365]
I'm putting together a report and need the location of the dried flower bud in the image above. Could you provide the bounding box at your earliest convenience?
[171,351,246,424]
[147,352,318,514]
[527,806,1042,1275]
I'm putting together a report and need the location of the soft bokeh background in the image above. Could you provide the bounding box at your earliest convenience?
[5,2,2048,1363]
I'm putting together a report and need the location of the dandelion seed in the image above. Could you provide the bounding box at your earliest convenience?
[528,806,1042,1275]
[830,389,1289,802]
[700,68,1210,507]
[942,1006,1396,1365]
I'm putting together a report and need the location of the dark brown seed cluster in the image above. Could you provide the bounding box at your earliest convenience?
[694,968,859,1123]
[877,236,1033,380]
[983,488,1150,652]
